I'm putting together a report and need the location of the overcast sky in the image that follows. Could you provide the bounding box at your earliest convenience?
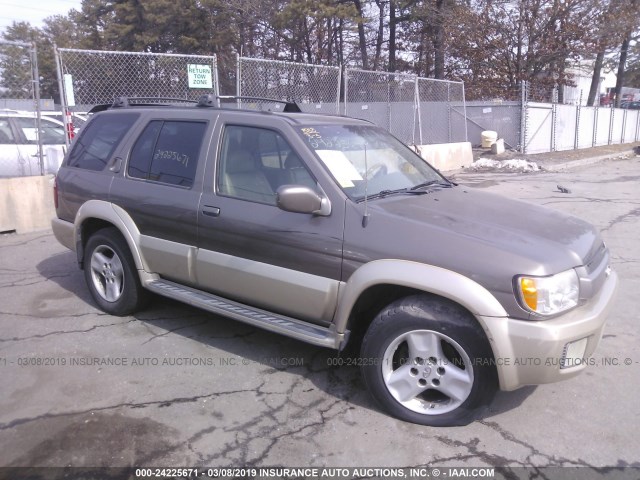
[0,0,82,33]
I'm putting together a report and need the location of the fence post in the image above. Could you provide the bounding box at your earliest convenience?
[461,82,468,143]
[53,44,70,148]
[447,82,452,143]
[343,68,349,116]
[519,80,527,153]
[574,90,582,150]
[412,75,418,144]
[335,64,342,115]
[621,108,627,144]
[386,75,391,133]
[213,55,220,106]
[608,106,614,145]
[236,54,242,108]
[415,78,423,145]
[636,110,640,142]
[551,86,558,152]
[592,105,598,147]
[30,42,44,175]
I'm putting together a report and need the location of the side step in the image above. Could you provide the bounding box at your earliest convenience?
[146,279,344,349]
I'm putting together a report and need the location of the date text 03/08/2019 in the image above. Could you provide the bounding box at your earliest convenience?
[134,467,497,478]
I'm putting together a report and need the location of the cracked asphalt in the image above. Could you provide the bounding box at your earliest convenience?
[0,158,639,469]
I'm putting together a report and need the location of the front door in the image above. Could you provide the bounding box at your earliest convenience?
[196,119,345,325]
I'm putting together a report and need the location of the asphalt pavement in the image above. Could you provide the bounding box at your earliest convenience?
[0,156,639,470]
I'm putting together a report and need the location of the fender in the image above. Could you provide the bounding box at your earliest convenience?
[333,259,508,334]
[74,200,148,272]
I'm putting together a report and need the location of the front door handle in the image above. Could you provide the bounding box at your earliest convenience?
[202,205,221,217]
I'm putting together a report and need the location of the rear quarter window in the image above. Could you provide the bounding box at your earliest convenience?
[67,113,139,171]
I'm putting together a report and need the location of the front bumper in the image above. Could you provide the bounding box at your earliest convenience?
[480,270,618,391]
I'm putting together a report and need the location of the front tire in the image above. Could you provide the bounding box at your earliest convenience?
[83,227,148,316]
[361,295,497,426]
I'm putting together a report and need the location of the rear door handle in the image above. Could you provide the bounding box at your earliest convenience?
[202,205,220,217]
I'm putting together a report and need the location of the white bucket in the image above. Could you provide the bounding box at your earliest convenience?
[481,130,498,148]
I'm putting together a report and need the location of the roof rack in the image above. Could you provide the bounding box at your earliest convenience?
[87,95,302,114]
[215,95,302,113]
[196,94,217,108]
[88,96,199,114]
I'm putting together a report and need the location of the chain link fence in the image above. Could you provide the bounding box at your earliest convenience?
[49,48,640,157]
[344,69,418,144]
[236,57,340,114]
[55,48,219,115]
[343,69,467,146]
[0,41,34,105]
[0,40,45,177]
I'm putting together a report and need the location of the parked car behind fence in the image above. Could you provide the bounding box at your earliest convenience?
[0,110,67,177]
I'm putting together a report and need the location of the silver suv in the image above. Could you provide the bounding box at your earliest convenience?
[52,96,618,426]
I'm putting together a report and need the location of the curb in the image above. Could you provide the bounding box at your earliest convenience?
[540,149,638,172]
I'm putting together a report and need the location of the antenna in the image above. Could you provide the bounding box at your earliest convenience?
[362,144,369,228]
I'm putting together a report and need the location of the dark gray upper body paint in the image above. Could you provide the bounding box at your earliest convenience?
[55,106,607,324]
[342,186,603,320]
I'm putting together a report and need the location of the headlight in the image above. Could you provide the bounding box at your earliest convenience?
[515,269,579,316]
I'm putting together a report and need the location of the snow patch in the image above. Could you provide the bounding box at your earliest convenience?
[469,158,541,172]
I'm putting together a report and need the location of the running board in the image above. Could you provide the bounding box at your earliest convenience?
[146,279,344,349]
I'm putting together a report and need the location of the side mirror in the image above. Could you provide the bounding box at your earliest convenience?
[276,185,331,216]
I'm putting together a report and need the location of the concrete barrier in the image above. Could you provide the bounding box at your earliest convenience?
[0,175,56,234]
[412,141,474,172]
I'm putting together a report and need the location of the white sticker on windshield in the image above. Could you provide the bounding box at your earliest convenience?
[21,128,38,141]
[316,150,363,188]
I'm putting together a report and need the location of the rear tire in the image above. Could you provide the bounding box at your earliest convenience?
[83,227,148,316]
[361,294,497,426]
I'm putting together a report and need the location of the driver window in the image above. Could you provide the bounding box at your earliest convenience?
[217,125,318,204]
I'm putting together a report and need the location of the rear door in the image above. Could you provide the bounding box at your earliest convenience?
[110,111,214,285]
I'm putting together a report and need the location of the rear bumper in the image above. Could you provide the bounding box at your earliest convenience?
[481,270,618,391]
[51,217,75,251]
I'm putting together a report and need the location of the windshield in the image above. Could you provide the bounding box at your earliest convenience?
[298,124,446,201]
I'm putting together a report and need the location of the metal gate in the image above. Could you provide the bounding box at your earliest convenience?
[417,77,466,145]
[344,69,467,146]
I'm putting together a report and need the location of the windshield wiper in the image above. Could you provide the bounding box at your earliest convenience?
[360,188,428,201]
[409,179,453,191]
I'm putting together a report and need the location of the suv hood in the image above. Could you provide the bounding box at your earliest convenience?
[372,187,601,268]
[343,186,603,317]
